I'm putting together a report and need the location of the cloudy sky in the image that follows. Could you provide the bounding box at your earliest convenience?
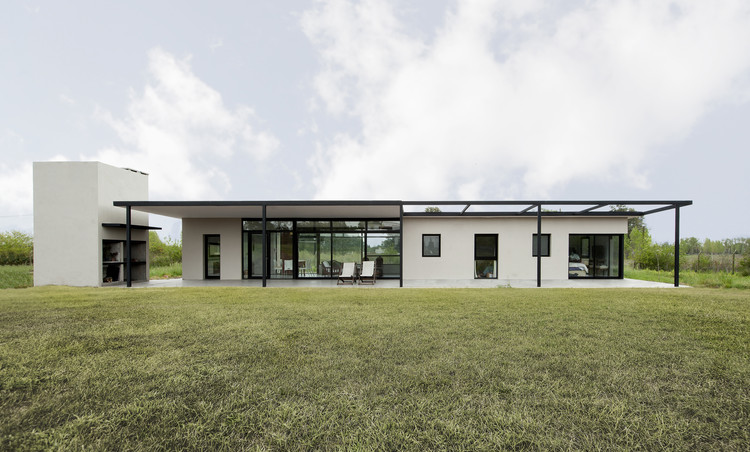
[1,0,749,242]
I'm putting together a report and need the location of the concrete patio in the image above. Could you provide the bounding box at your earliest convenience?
[133,278,684,289]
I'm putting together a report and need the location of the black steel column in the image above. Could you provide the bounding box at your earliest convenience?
[399,204,404,288]
[537,204,542,288]
[262,204,267,288]
[674,205,680,287]
[126,205,132,287]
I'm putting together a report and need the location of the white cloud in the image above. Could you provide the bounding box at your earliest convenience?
[0,162,33,215]
[302,0,750,200]
[90,47,279,200]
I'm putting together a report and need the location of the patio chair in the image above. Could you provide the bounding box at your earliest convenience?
[337,262,356,285]
[359,260,376,285]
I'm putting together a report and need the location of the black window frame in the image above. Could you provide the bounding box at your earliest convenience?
[532,233,551,257]
[422,234,441,257]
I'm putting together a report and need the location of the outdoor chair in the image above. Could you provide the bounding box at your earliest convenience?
[359,260,376,284]
[337,262,356,285]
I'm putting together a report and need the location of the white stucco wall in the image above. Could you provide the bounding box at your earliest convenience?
[402,216,628,281]
[33,161,148,286]
[182,218,242,280]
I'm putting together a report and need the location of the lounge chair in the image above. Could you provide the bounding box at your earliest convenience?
[359,261,376,284]
[337,262,356,285]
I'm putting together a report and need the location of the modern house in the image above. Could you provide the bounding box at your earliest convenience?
[33,161,692,288]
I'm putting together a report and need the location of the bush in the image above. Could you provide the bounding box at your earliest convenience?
[739,254,750,277]
[149,231,182,267]
[0,231,33,265]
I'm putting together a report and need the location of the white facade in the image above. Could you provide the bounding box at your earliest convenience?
[33,161,149,287]
[402,216,627,281]
[33,160,687,286]
[182,218,243,280]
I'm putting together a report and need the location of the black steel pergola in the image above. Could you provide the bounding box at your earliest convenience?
[116,199,692,288]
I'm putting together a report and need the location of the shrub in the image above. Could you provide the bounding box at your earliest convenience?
[149,231,182,267]
[0,231,33,265]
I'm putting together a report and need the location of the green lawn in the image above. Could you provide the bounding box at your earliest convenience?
[0,265,33,289]
[1,287,749,450]
[625,267,750,289]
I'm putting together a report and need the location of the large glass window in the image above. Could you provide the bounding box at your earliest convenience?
[240,218,401,279]
[569,234,623,278]
[475,234,498,279]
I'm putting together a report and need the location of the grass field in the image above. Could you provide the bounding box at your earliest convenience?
[625,267,750,289]
[0,265,33,289]
[1,287,749,450]
[149,263,182,280]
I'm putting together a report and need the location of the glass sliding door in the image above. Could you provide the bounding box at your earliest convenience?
[269,231,294,279]
[569,234,623,278]
[242,232,265,279]
[298,232,332,278]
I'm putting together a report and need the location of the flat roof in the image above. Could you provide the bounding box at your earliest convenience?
[113,200,692,220]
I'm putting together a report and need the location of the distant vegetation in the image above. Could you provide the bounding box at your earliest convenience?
[148,231,182,267]
[0,265,33,289]
[0,231,33,265]
[612,206,750,276]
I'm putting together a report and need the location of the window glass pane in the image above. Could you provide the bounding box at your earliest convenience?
[267,221,293,231]
[251,234,263,277]
[422,234,440,257]
[367,220,400,231]
[474,234,497,279]
[332,221,365,230]
[475,260,497,278]
[269,231,294,279]
[297,221,331,232]
[367,233,400,256]
[532,234,550,257]
[243,220,262,231]
[298,232,331,278]
[332,232,364,265]
[475,235,497,259]
[609,235,620,277]
[377,256,400,278]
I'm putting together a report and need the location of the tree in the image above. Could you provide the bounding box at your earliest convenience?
[610,205,645,237]
[149,231,182,267]
[628,226,653,269]
[424,207,442,213]
[680,237,702,255]
[0,231,33,265]
[611,205,649,261]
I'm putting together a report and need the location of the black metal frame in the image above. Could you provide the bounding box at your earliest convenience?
[115,199,691,287]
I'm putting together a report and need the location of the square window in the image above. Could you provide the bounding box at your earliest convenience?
[532,234,550,257]
[422,234,441,257]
